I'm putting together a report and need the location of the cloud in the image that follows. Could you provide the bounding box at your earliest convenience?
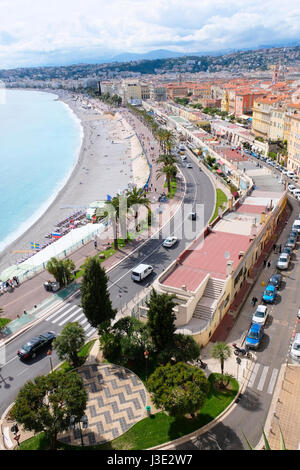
[0,0,299,68]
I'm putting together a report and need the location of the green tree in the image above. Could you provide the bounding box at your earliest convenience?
[147,362,209,417]
[146,289,176,351]
[11,370,87,450]
[127,187,150,232]
[156,153,177,167]
[53,322,85,367]
[46,257,75,287]
[81,257,116,331]
[211,342,232,375]
[156,163,177,194]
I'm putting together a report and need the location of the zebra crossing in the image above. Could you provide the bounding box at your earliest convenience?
[46,303,97,338]
[237,361,279,395]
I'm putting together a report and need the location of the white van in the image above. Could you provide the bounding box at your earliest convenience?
[179,144,185,151]
[131,264,153,282]
[290,333,300,361]
[292,219,300,233]
[180,154,187,161]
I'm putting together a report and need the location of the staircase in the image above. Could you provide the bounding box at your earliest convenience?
[193,278,225,322]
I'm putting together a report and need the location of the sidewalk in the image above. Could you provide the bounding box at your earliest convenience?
[0,110,185,329]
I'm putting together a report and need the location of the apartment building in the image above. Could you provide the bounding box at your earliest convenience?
[166,83,188,100]
[251,95,283,139]
[287,103,300,173]
[269,104,286,141]
[149,84,167,102]
[120,79,142,103]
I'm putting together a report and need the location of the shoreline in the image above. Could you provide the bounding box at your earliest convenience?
[0,89,147,275]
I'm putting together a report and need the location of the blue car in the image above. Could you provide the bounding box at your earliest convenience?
[262,284,277,303]
[245,323,264,349]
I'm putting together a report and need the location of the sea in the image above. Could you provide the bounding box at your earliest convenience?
[0,89,83,253]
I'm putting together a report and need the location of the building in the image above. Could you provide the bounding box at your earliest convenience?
[251,95,282,139]
[149,84,167,102]
[120,79,142,104]
[287,103,300,173]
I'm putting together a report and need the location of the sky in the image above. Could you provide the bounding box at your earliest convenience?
[0,0,300,69]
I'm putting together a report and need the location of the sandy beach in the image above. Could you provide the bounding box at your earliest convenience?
[0,90,149,274]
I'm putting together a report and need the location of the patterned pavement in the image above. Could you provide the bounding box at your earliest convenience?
[58,363,147,447]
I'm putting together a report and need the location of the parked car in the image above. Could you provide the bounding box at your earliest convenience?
[283,246,292,256]
[282,169,289,175]
[245,323,264,350]
[290,333,300,361]
[252,305,268,326]
[186,162,192,168]
[297,309,300,320]
[293,189,300,198]
[290,230,298,240]
[292,219,300,233]
[288,184,296,192]
[286,237,296,249]
[163,236,178,248]
[277,253,290,270]
[262,284,277,304]
[17,332,56,360]
[269,273,282,289]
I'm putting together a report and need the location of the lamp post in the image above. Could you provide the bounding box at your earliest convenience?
[144,349,149,381]
[47,349,53,373]
[70,414,88,447]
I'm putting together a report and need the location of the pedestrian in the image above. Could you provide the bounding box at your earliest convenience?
[263,259,267,268]
[267,261,271,268]
[24,310,27,315]
[279,244,282,253]
[273,244,276,252]
[251,296,258,307]
[94,240,97,249]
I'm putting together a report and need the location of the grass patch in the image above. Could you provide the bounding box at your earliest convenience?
[210,188,228,224]
[17,373,238,450]
[164,178,177,199]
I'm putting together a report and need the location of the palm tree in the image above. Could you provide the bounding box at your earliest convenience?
[46,257,75,287]
[156,163,177,194]
[127,187,150,232]
[157,153,177,167]
[211,342,232,375]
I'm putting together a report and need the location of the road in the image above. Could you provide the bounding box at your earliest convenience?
[0,151,215,417]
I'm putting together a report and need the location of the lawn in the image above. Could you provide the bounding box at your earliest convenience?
[210,188,228,224]
[17,373,238,451]
[164,178,177,199]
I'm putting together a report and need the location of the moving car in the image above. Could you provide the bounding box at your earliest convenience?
[252,305,268,326]
[277,253,290,270]
[262,284,277,304]
[163,236,178,248]
[290,333,300,361]
[269,273,282,289]
[186,162,192,168]
[188,212,197,220]
[131,264,153,282]
[17,332,56,360]
[245,323,264,350]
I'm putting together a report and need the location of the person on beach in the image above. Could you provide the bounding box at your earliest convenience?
[94,240,98,249]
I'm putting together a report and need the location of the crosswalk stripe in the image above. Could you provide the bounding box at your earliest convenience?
[51,305,78,324]
[248,363,260,388]
[83,323,92,331]
[46,303,72,321]
[71,313,85,323]
[86,328,97,337]
[58,308,82,326]
[257,366,269,391]
[79,318,88,325]
[267,368,279,395]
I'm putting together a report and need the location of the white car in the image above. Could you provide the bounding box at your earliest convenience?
[186,162,192,168]
[282,169,289,175]
[163,236,178,248]
[277,253,290,270]
[290,333,300,361]
[293,189,300,198]
[252,305,268,326]
[288,184,296,192]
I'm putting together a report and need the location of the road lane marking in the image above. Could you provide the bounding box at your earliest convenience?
[267,368,279,395]
[257,366,269,391]
[51,305,78,324]
[58,308,82,326]
[248,363,260,388]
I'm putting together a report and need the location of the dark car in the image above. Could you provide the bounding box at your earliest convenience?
[290,230,298,240]
[17,331,56,360]
[283,246,292,256]
[269,273,282,289]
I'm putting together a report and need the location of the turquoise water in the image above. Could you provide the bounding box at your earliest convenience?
[0,90,82,252]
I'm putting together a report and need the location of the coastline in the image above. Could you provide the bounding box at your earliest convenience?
[0,89,148,275]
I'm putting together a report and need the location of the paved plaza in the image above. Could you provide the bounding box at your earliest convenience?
[58,363,147,446]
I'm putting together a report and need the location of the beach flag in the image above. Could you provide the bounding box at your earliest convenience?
[52,232,62,239]
[30,242,40,250]
[107,194,112,202]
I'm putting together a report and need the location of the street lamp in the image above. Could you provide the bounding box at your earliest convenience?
[70,414,88,447]
[144,349,149,381]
